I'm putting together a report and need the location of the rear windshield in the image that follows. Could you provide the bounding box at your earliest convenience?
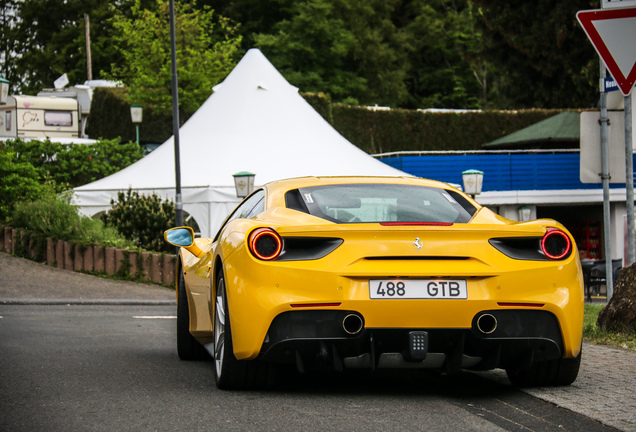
[285,184,476,224]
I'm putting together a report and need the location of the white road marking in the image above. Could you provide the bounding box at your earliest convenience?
[133,316,177,319]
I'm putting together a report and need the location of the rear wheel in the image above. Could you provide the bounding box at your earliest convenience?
[176,262,207,360]
[214,271,272,390]
[506,351,581,387]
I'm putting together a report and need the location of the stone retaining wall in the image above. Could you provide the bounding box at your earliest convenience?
[0,226,176,286]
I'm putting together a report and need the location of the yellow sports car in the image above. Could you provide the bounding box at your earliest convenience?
[164,176,583,390]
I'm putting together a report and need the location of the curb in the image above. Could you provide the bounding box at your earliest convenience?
[0,298,176,306]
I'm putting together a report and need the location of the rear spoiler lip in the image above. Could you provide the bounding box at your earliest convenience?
[274,223,550,238]
[379,222,454,227]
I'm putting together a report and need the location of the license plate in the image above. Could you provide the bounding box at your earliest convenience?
[369,279,467,299]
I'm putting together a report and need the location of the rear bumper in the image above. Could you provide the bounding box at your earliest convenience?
[222,244,584,362]
[258,309,564,372]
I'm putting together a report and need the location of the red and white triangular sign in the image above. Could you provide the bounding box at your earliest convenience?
[577,7,636,96]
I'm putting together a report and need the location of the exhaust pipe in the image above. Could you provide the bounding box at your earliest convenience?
[476,313,497,334]
[342,314,364,335]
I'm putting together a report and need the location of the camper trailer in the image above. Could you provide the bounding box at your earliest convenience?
[38,85,93,138]
[0,95,81,140]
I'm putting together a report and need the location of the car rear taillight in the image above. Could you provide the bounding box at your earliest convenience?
[541,228,571,260]
[249,228,283,261]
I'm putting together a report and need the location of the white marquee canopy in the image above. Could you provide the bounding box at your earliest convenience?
[73,49,407,237]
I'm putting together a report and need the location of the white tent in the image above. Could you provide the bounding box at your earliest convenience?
[73,49,407,237]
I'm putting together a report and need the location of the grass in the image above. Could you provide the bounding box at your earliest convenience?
[583,304,636,350]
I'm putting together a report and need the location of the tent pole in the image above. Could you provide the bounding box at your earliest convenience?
[169,0,183,227]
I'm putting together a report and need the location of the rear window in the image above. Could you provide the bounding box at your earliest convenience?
[285,184,476,224]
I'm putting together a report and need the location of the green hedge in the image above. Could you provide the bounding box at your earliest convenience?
[330,106,563,154]
[86,87,191,144]
[301,92,334,124]
[87,87,562,152]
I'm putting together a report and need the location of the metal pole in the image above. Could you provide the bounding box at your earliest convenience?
[626,93,635,265]
[169,0,183,227]
[84,14,92,81]
[600,66,614,300]
[135,124,140,146]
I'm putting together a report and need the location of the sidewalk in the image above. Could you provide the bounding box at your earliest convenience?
[1,252,634,431]
[0,251,175,304]
[480,343,636,432]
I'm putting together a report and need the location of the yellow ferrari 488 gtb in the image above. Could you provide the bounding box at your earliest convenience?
[164,176,583,390]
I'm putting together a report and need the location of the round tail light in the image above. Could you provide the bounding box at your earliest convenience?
[248,228,283,261]
[541,228,571,260]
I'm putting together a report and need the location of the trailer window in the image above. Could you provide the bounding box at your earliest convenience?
[44,111,73,127]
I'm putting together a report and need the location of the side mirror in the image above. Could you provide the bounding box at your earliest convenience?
[164,227,204,258]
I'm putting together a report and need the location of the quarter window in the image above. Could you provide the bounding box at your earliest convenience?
[214,189,265,240]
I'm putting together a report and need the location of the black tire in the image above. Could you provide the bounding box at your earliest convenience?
[214,271,272,390]
[506,350,581,387]
[176,262,208,360]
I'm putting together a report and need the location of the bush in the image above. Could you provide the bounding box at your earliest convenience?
[11,193,132,248]
[4,138,144,188]
[101,189,175,253]
[0,148,47,222]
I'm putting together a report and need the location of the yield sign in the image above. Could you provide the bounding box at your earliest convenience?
[577,7,636,96]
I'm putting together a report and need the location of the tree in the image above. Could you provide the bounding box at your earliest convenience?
[0,0,19,81]
[208,0,295,50]
[253,0,410,107]
[2,0,601,111]
[470,0,599,108]
[398,0,490,109]
[4,0,125,94]
[249,0,494,109]
[106,0,242,114]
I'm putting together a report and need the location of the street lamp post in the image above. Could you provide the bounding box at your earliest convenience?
[233,172,256,198]
[0,78,9,104]
[130,104,143,146]
[518,206,532,222]
[462,169,484,199]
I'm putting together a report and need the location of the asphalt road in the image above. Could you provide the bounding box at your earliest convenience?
[0,304,618,432]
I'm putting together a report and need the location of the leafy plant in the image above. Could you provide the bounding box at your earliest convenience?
[4,138,143,188]
[0,147,48,222]
[101,189,175,253]
[11,192,132,248]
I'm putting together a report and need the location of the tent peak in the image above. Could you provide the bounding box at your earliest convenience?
[73,47,405,238]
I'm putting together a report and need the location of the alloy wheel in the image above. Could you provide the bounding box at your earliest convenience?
[214,277,226,379]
